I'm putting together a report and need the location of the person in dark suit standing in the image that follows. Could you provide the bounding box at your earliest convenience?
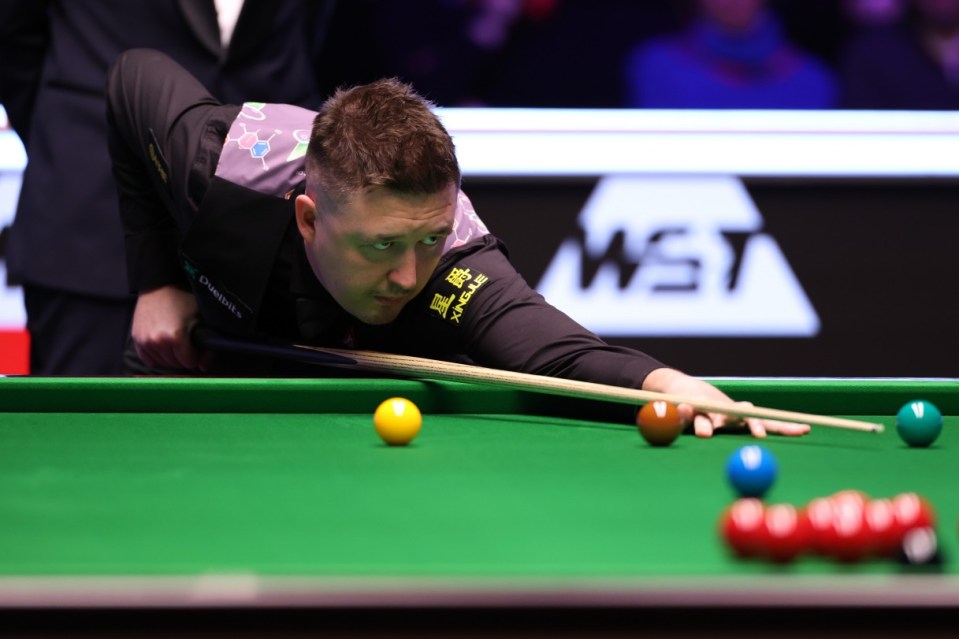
[0,0,336,374]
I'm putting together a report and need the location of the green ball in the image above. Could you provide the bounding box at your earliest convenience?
[896,400,943,448]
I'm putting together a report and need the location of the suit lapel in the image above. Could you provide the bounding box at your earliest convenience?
[177,0,222,59]
[228,0,273,59]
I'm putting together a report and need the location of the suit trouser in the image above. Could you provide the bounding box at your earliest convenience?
[24,285,134,375]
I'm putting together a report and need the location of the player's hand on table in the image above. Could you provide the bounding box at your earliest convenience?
[131,286,211,372]
[642,368,810,438]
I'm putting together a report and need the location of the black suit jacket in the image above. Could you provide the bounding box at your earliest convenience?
[0,0,335,297]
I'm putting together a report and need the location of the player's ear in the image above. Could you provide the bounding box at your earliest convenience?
[294,194,317,241]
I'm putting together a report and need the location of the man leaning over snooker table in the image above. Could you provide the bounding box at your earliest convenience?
[105,48,809,440]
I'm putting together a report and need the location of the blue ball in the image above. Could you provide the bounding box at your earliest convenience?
[896,400,943,448]
[726,445,777,498]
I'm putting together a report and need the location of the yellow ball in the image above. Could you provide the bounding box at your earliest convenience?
[373,397,422,446]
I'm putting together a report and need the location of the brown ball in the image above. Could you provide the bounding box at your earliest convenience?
[636,400,683,447]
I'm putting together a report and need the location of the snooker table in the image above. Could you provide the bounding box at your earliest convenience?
[0,375,958,637]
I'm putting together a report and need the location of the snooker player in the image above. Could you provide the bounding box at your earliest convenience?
[106,48,809,439]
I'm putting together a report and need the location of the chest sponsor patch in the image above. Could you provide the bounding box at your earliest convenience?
[428,266,490,325]
[182,257,252,323]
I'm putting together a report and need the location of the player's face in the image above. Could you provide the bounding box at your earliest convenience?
[295,183,457,325]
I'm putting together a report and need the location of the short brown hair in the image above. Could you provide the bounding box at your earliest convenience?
[305,78,461,212]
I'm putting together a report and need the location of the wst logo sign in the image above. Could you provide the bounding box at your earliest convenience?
[536,175,819,336]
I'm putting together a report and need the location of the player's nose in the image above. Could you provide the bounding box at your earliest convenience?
[387,249,418,291]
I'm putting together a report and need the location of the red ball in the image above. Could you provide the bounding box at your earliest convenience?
[831,489,869,510]
[719,498,767,558]
[865,498,900,558]
[803,497,837,556]
[636,400,683,447]
[762,503,811,563]
[826,497,872,563]
[891,492,936,534]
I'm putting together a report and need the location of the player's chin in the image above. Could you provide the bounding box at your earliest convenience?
[355,303,405,326]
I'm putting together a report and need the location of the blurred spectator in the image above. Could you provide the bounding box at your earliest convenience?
[0,1,335,375]
[840,0,959,108]
[623,0,838,108]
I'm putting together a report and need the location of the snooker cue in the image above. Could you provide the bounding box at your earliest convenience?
[192,327,884,433]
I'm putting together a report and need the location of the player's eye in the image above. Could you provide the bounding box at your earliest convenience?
[372,241,393,251]
[421,235,440,246]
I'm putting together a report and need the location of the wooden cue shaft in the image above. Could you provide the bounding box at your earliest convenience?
[295,344,885,434]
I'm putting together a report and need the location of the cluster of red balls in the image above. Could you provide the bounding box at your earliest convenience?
[718,490,938,564]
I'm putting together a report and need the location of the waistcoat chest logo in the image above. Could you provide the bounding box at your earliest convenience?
[182,257,251,322]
